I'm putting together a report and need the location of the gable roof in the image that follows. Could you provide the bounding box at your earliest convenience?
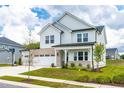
[72,26,104,33]
[52,21,72,33]
[38,23,63,35]
[0,37,22,47]
[106,48,118,52]
[56,12,96,29]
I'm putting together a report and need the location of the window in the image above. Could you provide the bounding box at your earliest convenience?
[45,54,50,56]
[77,34,82,42]
[83,33,88,42]
[78,52,83,60]
[84,52,88,61]
[51,54,55,56]
[45,36,49,44]
[40,55,44,57]
[50,35,54,43]
[34,55,39,57]
[25,55,29,57]
[74,52,77,61]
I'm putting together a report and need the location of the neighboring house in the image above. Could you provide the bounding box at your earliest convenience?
[106,48,120,60]
[21,12,107,68]
[0,36,23,65]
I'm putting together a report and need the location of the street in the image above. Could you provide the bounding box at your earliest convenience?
[0,82,26,88]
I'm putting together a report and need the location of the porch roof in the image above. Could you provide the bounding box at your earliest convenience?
[52,42,95,47]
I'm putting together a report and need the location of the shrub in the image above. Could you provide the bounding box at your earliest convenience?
[18,58,22,65]
[112,74,124,84]
[62,63,68,69]
[87,64,90,69]
[95,76,111,84]
[77,75,90,82]
[51,63,55,67]
[70,63,75,68]
[78,63,82,67]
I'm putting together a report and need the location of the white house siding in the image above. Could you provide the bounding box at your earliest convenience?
[96,29,106,67]
[59,14,91,30]
[72,30,96,43]
[61,31,72,44]
[40,26,61,48]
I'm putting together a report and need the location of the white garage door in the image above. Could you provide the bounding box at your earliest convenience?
[32,56,55,67]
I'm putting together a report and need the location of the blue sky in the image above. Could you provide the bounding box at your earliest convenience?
[0,5,124,53]
[116,5,124,11]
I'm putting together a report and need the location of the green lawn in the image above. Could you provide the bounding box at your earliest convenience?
[0,64,11,67]
[0,76,89,88]
[22,59,124,85]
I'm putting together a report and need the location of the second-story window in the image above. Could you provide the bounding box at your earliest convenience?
[77,34,82,42]
[83,33,88,42]
[45,36,49,44]
[50,35,54,43]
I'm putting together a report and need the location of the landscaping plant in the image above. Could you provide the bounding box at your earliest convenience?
[94,43,105,72]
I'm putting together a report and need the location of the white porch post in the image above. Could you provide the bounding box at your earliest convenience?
[55,49,57,66]
[64,49,67,64]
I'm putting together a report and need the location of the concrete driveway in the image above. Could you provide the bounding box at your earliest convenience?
[0,66,42,76]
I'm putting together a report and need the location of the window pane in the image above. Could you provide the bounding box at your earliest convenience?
[85,52,88,61]
[77,34,82,42]
[45,36,49,44]
[78,52,83,60]
[83,33,88,42]
[50,35,54,43]
[74,52,77,61]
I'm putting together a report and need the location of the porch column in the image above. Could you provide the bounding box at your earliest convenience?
[55,49,57,66]
[64,49,67,64]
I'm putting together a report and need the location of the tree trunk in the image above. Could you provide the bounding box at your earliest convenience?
[96,62,100,72]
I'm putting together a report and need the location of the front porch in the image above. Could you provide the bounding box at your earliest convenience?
[54,45,94,68]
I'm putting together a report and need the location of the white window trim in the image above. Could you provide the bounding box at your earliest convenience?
[45,35,55,44]
[73,51,89,61]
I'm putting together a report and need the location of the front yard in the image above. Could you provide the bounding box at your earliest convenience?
[22,59,124,86]
[0,64,11,67]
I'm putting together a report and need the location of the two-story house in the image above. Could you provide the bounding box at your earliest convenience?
[106,48,120,60]
[37,12,107,68]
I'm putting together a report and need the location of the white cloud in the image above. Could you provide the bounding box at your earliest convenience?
[0,5,124,52]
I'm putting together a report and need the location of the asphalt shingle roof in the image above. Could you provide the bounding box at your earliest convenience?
[106,48,118,52]
[0,37,22,47]
[52,42,95,47]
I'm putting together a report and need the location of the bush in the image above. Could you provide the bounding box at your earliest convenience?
[78,63,82,67]
[62,63,68,69]
[95,76,111,84]
[51,63,55,67]
[18,58,22,65]
[112,74,124,84]
[70,63,75,68]
[87,64,90,69]
[77,75,90,82]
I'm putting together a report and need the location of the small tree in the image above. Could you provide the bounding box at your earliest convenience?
[94,43,105,71]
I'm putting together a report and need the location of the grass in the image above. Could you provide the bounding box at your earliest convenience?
[0,64,11,67]
[21,59,124,84]
[0,76,89,88]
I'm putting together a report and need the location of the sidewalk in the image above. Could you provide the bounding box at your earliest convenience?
[0,79,50,88]
[13,74,123,88]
